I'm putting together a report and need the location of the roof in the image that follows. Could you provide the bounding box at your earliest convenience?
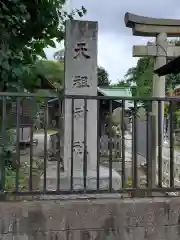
[47,86,139,109]
[154,56,180,76]
[97,87,134,109]
[98,86,132,97]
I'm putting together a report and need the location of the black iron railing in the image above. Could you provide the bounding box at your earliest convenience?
[0,92,179,198]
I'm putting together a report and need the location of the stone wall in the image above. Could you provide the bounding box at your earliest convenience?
[0,197,180,239]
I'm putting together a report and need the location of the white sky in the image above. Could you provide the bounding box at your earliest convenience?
[45,0,180,83]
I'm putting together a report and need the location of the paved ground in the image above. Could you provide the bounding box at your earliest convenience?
[29,130,180,193]
[38,132,137,191]
[125,131,180,161]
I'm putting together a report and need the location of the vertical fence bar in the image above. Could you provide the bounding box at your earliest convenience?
[169,100,174,188]
[1,97,6,191]
[158,100,162,188]
[121,100,125,188]
[16,98,20,192]
[83,99,87,190]
[97,99,100,191]
[114,135,117,157]
[29,118,34,191]
[21,101,24,141]
[109,100,113,192]
[132,100,137,188]
[131,113,134,184]
[57,98,61,192]
[43,99,48,192]
[146,101,151,189]
[70,99,74,191]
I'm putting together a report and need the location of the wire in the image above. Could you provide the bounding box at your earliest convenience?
[155,43,167,64]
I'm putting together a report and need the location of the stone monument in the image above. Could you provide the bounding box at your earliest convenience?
[62,20,121,190]
[124,12,180,187]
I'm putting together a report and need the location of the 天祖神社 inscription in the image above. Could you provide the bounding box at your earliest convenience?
[73,141,84,155]
[73,42,91,59]
[72,76,90,88]
[74,107,88,120]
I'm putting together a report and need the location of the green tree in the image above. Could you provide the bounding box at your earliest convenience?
[111,80,130,87]
[125,39,180,97]
[125,57,154,97]
[0,0,86,92]
[33,60,64,89]
[124,67,137,85]
[97,66,110,86]
[166,73,180,91]
[165,39,180,91]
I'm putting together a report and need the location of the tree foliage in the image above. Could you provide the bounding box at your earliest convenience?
[111,80,130,88]
[33,60,64,89]
[125,40,180,97]
[0,0,86,92]
[125,57,154,97]
[97,66,110,86]
[125,67,137,84]
[166,73,180,91]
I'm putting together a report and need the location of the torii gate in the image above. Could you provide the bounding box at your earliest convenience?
[124,12,180,188]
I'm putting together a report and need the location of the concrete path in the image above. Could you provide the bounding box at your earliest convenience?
[32,131,180,196]
[125,132,180,162]
[38,132,134,191]
[33,133,51,156]
[20,132,51,161]
[38,131,179,191]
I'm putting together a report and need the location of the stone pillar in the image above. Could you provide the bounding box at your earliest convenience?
[152,32,167,187]
[64,20,98,175]
[63,20,121,191]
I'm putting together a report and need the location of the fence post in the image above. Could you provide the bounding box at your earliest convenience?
[148,115,157,193]
[119,135,122,158]
[131,116,135,184]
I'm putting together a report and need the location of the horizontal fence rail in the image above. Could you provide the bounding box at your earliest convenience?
[0,92,179,198]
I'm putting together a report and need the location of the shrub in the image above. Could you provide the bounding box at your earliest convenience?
[0,129,16,169]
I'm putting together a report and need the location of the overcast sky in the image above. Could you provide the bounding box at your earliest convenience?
[45,0,180,83]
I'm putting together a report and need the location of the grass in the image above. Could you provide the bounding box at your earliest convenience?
[4,158,43,192]
[36,129,58,135]
[10,128,58,135]
[47,129,58,134]
[100,151,121,161]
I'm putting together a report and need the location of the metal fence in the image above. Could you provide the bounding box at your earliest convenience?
[0,92,179,198]
[100,134,122,157]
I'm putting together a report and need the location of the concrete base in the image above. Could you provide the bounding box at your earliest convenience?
[1,197,180,240]
[42,165,122,191]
